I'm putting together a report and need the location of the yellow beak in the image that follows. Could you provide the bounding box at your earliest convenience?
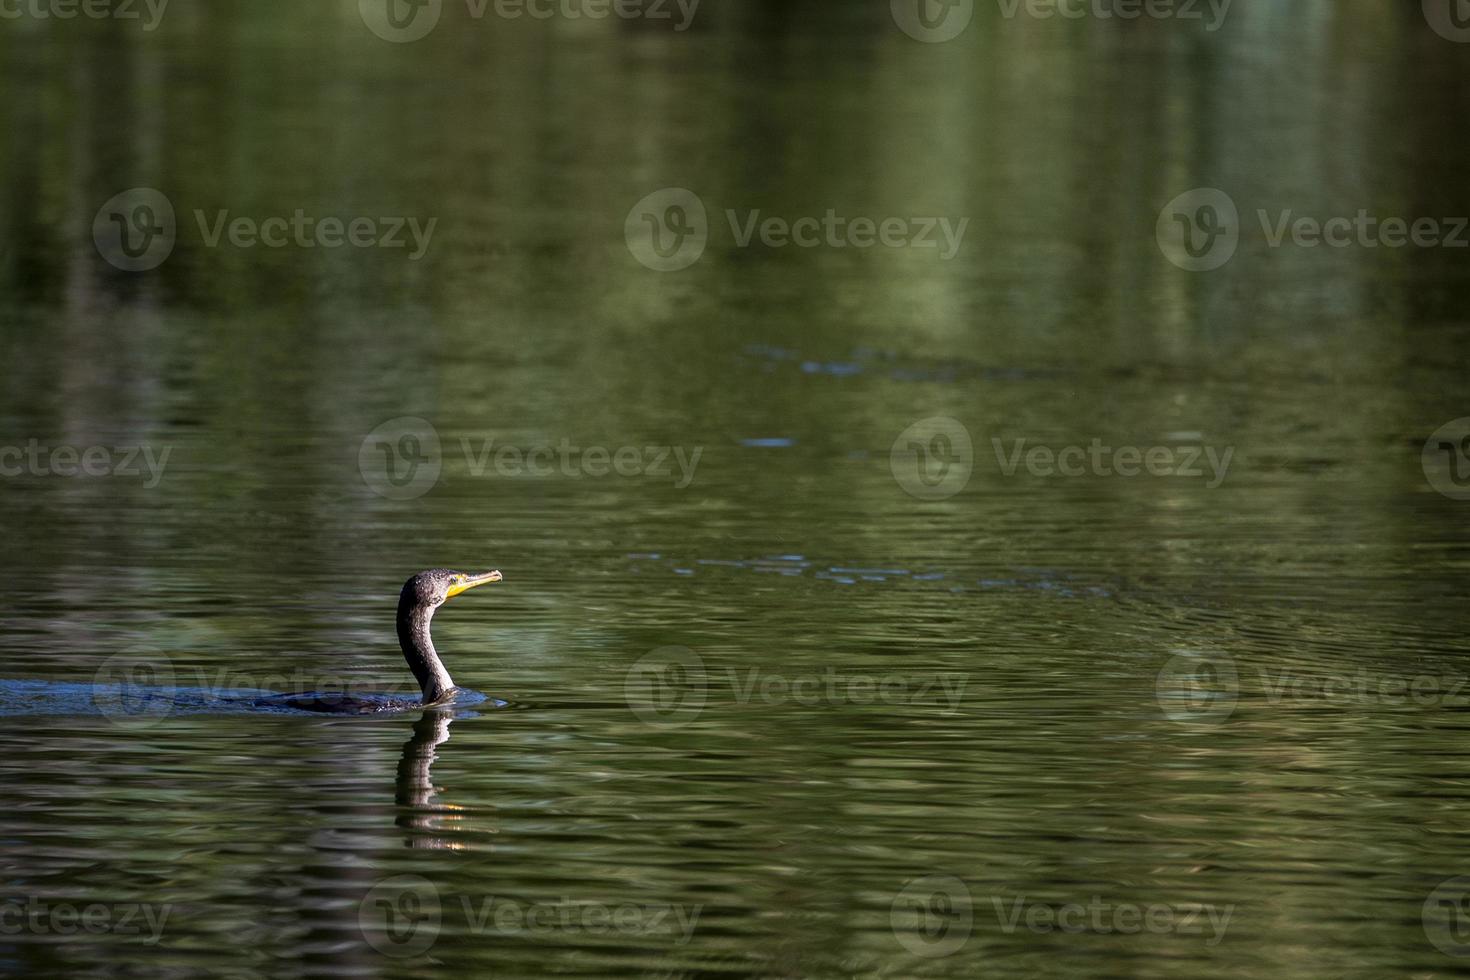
[446,570,502,599]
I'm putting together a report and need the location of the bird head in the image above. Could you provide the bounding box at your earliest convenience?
[403,568,503,610]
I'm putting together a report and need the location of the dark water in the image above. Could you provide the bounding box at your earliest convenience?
[3,2,1470,977]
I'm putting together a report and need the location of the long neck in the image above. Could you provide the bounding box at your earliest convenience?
[396,591,456,704]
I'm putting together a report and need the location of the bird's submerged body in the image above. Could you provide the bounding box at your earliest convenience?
[250,688,491,715]
[258,693,419,715]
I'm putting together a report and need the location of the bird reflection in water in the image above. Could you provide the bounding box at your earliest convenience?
[394,708,482,849]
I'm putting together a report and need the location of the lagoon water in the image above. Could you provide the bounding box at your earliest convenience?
[1,3,1469,977]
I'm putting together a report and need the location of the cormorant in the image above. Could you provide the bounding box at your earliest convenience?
[258,569,502,714]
